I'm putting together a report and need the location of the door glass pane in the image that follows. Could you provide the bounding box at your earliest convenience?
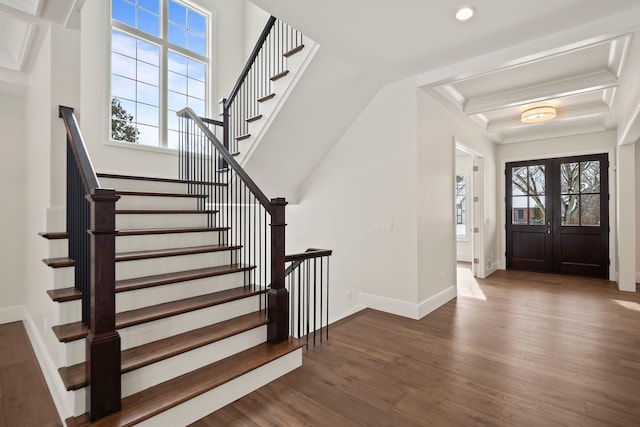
[560,162,579,194]
[528,165,545,195]
[580,161,600,194]
[581,194,600,226]
[512,166,528,195]
[561,195,580,226]
[529,196,545,225]
[511,196,528,224]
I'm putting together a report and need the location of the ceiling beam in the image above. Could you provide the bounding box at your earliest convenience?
[464,70,618,115]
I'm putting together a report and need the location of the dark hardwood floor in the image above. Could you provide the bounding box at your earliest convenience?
[0,321,61,427]
[193,268,640,426]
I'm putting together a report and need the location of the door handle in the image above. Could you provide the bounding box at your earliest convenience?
[547,227,551,234]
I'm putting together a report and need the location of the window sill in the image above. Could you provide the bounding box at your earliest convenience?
[106,139,179,155]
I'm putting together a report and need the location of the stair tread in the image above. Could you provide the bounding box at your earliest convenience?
[59,311,269,391]
[283,44,304,58]
[245,114,263,123]
[257,93,275,103]
[97,173,226,187]
[42,257,74,268]
[235,133,251,141]
[52,284,264,342]
[49,264,255,303]
[39,231,68,240]
[117,226,229,236]
[47,287,81,303]
[115,209,218,214]
[117,243,241,262]
[66,338,304,427]
[116,191,208,198]
[270,70,289,81]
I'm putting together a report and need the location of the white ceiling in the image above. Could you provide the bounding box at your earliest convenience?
[251,0,640,145]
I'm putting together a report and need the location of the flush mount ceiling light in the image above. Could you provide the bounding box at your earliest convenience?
[455,6,475,22]
[521,106,557,124]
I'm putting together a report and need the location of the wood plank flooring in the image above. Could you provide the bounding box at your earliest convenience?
[0,321,61,427]
[192,268,640,426]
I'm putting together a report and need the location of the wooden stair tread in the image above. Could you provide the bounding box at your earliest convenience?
[245,114,263,123]
[270,70,289,81]
[97,173,226,187]
[235,133,251,141]
[116,191,207,198]
[49,264,254,303]
[47,287,81,303]
[117,226,229,236]
[58,311,269,391]
[39,231,68,240]
[42,257,74,268]
[115,209,218,215]
[52,285,264,342]
[257,93,275,103]
[116,244,241,262]
[66,338,304,427]
[283,44,304,58]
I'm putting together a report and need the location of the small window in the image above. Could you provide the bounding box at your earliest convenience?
[111,0,209,148]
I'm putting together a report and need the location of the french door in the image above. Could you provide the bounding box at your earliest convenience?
[506,154,609,278]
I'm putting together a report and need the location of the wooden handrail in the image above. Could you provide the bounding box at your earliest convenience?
[59,106,100,191]
[285,248,333,263]
[177,107,272,211]
[223,16,277,110]
[201,117,224,127]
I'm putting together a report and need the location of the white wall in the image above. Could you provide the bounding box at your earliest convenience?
[637,142,640,283]
[286,77,419,321]
[416,90,496,303]
[0,94,26,314]
[244,1,270,59]
[455,154,473,262]
[79,0,247,180]
[495,131,617,278]
[617,142,636,291]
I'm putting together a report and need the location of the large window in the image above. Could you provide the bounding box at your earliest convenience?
[111,0,209,148]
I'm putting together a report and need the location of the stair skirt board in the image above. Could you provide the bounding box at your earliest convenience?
[136,349,302,427]
[66,326,267,416]
[55,295,264,366]
[53,271,253,324]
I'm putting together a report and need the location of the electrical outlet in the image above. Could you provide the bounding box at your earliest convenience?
[346,291,352,301]
[375,220,393,231]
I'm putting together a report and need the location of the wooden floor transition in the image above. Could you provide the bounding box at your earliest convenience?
[193,268,640,426]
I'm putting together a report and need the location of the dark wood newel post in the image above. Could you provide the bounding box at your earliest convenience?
[268,197,289,343]
[221,98,230,151]
[86,188,121,420]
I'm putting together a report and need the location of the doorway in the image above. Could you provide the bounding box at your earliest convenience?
[455,144,482,277]
[505,153,609,278]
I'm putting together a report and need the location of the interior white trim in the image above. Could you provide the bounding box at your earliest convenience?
[418,286,457,319]
[357,286,456,320]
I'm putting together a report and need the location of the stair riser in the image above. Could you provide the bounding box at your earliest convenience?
[116,230,227,253]
[116,213,211,229]
[117,195,201,210]
[50,266,74,290]
[99,178,192,194]
[137,349,302,427]
[47,238,68,259]
[59,295,266,366]
[53,271,251,324]
[115,250,239,281]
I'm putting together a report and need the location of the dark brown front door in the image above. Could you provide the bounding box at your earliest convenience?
[506,154,609,279]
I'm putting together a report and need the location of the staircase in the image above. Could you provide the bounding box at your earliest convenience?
[42,173,304,426]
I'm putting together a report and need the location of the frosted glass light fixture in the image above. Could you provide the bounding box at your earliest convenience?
[521,106,557,124]
[456,7,475,22]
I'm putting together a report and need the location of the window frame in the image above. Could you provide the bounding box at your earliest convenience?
[455,173,468,240]
[110,0,211,149]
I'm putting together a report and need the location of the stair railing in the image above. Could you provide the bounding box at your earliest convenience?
[177,107,289,343]
[285,249,332,348]
[59,106,121,420]
[216,16,304,155]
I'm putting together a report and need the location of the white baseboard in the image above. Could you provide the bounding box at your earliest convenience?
[21,309,72,421]
[357,286,456,320]
[0,305,25,324]
[636,272,640,284]
[418,286,457,319]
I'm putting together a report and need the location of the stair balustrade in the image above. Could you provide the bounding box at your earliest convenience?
[59,106,121,420]
[285,249,332,347]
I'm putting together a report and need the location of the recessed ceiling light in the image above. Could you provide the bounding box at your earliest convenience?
[455,6,475,22]
[521,106,557,124]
